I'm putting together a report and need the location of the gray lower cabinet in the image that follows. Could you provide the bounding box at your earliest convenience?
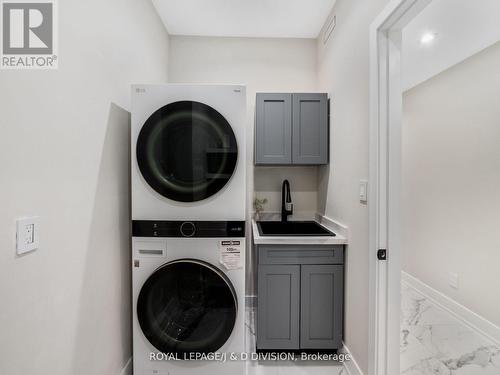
[255,93,328,165]
[257,265,300,349]
[256,245,344,351]
[300,265,343,349]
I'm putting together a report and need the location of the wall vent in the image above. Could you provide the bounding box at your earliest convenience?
[322,14,336,45]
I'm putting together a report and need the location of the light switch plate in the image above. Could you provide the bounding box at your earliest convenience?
[359,180,368,203]
[16,216,39,255]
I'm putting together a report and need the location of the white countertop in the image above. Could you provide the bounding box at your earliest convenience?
[251,218,348,245]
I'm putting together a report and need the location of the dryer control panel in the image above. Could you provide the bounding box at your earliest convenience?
[132,220,245,238]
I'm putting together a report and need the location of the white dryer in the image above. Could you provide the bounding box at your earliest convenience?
[131,84,246,221]
[132,222,245,375]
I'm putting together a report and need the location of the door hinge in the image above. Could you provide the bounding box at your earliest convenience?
[377,249,387,261]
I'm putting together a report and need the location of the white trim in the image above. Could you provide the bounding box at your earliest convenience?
[341,344,364,375]
[119,357,132,375]
[402,272,500,347]
[368,1,433,375]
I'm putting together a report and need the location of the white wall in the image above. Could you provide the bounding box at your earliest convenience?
[168,35,317,295]
[401,41,500,327]
[316,0,389,372]
[0,0,169,374]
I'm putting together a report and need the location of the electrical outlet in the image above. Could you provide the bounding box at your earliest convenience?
[26,224,34,244]
[16,217,39,255]
[448,272,459,289]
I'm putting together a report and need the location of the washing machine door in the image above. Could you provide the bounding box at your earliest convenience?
[137,259,238,356]
[136,101,238,202]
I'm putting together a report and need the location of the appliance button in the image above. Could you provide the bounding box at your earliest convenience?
[180,222,196,237]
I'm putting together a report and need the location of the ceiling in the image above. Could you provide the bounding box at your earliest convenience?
[152,0,336,38]
[402,0,500,90]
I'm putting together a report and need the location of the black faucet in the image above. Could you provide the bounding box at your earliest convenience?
[281,179,293,222]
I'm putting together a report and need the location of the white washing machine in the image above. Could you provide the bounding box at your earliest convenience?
[132,223,246,375]
[131,84,246,221]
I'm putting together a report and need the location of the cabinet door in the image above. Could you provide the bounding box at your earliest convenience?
[257,265,300,349]
[255,93,292,164]
[292,93,328,164]
[300,265,343,349]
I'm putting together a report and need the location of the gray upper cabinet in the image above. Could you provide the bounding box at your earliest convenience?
[255,92,328,165]
[292,93,328,164]
[300,265,343,349]
[257,264,300,350]
[255,93,292,164]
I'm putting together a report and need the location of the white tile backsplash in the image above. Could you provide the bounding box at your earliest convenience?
[253,166,318,216]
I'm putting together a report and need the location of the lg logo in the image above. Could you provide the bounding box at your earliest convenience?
[1,0,57,69]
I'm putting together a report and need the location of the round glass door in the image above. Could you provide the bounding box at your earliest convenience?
[136,101,238,202]
[137,259,237,356]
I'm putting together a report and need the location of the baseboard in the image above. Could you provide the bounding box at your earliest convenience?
[119,357,132,375]
[402,271,500,346]
[340,344,364,375]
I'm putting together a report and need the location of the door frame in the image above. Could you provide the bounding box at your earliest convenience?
[368,0,433,374]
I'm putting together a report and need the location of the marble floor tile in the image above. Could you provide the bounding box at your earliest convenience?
[401,356,452,375]
[401,282,500,375]
[401,331,436,373]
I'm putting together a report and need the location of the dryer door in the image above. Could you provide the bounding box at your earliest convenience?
[137,259,237,356]
[136,101,238,202]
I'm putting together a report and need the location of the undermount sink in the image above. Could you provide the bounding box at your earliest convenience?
[256,221,335,237]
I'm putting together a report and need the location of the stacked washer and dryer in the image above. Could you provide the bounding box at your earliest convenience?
[131,85,247,375]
